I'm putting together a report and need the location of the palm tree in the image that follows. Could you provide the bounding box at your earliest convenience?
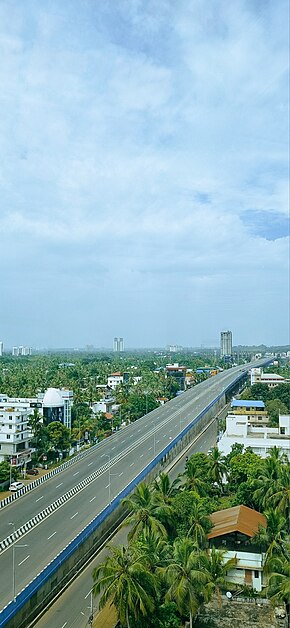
[251,509,288,563]
[187,501,212,548]
[92,545,157,628]
[265,544,290,627]
[152,472,182,504]
[132,528,171,575]
[122,482,172,541]
[165,538,208,628]
[253,455,282,509]
[267,465,290,532]
[183,459,209,496]
[196,547,237,605]
[207,447,228,490]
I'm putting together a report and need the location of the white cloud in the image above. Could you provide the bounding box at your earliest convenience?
[0,0,288,346]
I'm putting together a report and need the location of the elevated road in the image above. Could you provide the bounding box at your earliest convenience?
[0,360,270,614]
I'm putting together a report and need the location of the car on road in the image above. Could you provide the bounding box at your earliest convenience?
[26,468,39,475]
[9,481,25,492]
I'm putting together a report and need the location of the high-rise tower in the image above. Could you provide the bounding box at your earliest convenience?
[220,330,232,357]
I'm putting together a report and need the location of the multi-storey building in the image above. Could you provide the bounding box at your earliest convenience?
[0,388,73,463]
[250,367,289,388]
[220,330,233,358]
[218,412,290,460]
[0,401,32,466]
[113,337,124,352]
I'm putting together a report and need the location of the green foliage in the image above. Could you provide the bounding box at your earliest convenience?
[132,602,181,628]
[92,545,157,627]
[47,421,71,453]
[0,461,11,483]
[228,450,265,486]
[171,492,213,538]
[266,399,288,424]
[122,482,172,541]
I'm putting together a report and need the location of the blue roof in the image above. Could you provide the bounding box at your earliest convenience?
[231,399,265,409]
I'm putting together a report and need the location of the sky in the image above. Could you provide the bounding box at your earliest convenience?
[0,0,289,349]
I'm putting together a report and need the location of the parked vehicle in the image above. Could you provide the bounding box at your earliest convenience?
[9,482,25,492]
[26,468,39,475]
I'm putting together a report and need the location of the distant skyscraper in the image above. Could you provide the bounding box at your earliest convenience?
[220,331,233,357]
[0,342,3,356]
[113,337,124,352]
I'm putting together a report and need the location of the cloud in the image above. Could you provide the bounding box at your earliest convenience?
[0,0,289,347]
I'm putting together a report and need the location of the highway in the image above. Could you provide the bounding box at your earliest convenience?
[35,421,218,628]
[0,361,269,613]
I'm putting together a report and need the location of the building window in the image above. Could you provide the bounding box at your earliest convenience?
[254,571,259,579]
[280,427,285,435]
[9,425,12,429]
[6,434,11,439]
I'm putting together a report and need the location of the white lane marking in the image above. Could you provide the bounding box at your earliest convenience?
[105,484,110,488]
[90,496,96,502]
[140,454,144,457]
[111,446,116,450]
[130,462,134,467]
[137,429,141,432]
[56,482,63,488]
[88,462,94,466]
[61,623,68,628]
[130,434,133,438]
[156,439,160,444]
[148,446,153,450]
[101,454,106,457]
[47,531,57,540]
[119,472,123,477]
[73,471,79,476]
[36,496,43,502]
[70,512,78,519]
[18,555,30,566]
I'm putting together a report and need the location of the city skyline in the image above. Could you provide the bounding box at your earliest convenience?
[0,1,289,348]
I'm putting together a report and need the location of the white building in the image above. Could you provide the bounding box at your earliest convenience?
[218,412,290,460]
[0,388,73,463]
[0,342,3,357]
[11,346,32,356]
[113,337,124,352]
[107,372,124,389]
[250,367,289,388]
[220,330,232,357]
[0,401,32,466]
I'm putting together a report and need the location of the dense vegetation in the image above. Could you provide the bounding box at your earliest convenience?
[0,352,220,473]
[92,447,290,627]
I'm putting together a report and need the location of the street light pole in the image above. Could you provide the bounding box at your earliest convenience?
[103,453,111,504]
[9,522,15,603]
[8,523,29,604]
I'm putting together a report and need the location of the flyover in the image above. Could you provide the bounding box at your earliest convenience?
[0,359,271,627]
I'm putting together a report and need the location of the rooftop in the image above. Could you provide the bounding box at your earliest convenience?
[208,505,266,539]
[231,400,265,409]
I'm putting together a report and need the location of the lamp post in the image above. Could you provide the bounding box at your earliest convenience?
[103,453,111,504]
[8,523,29,603]
[82,588,95,626]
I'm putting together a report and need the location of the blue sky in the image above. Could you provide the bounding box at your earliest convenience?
[0,0,289,349]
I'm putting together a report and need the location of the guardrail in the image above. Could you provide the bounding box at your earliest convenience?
[0,371,246,626]
[0,441,106,509]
